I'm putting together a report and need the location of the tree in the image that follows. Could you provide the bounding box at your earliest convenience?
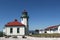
[0,31,3,37]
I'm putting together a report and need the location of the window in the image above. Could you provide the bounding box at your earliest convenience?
[53,28,58,31]
[17,28,19,33]
[10,28,13,33]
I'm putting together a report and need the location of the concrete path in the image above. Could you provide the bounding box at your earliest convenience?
[0,36,60,40]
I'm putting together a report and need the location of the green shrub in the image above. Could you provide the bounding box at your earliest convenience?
[0,31,3,37]
[12,36,17,38]
[30,33,60,37]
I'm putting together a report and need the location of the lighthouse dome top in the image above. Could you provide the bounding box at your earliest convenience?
[21,10,29,18]
[23,9,27,12]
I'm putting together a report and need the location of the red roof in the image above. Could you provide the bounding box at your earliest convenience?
[45,25,60,30]
[5,19,25,27]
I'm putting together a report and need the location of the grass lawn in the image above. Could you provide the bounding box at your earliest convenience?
[29,33,60,37]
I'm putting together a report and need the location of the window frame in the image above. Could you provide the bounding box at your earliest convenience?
[10,28,13,33]
[17,28,19,33]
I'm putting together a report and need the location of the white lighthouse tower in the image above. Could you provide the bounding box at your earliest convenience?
[21,10,29,35]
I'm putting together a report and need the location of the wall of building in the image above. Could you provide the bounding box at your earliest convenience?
[39,31,45,34]
[58,26,60,33]
[46,31,58,34]
[21,18,28,26]
[46,28,58,34]
[4,26,25,36]
[21,18,29,35]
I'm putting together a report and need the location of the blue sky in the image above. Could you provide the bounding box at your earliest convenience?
[0,0,60,31]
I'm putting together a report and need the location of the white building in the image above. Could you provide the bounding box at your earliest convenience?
[38,25,60,34]
[3,10,29,36]
[39,29,45,34]
[45,25,60,34]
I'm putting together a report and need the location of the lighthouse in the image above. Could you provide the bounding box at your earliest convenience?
[21,10,29,35]
[3,10,29,36]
